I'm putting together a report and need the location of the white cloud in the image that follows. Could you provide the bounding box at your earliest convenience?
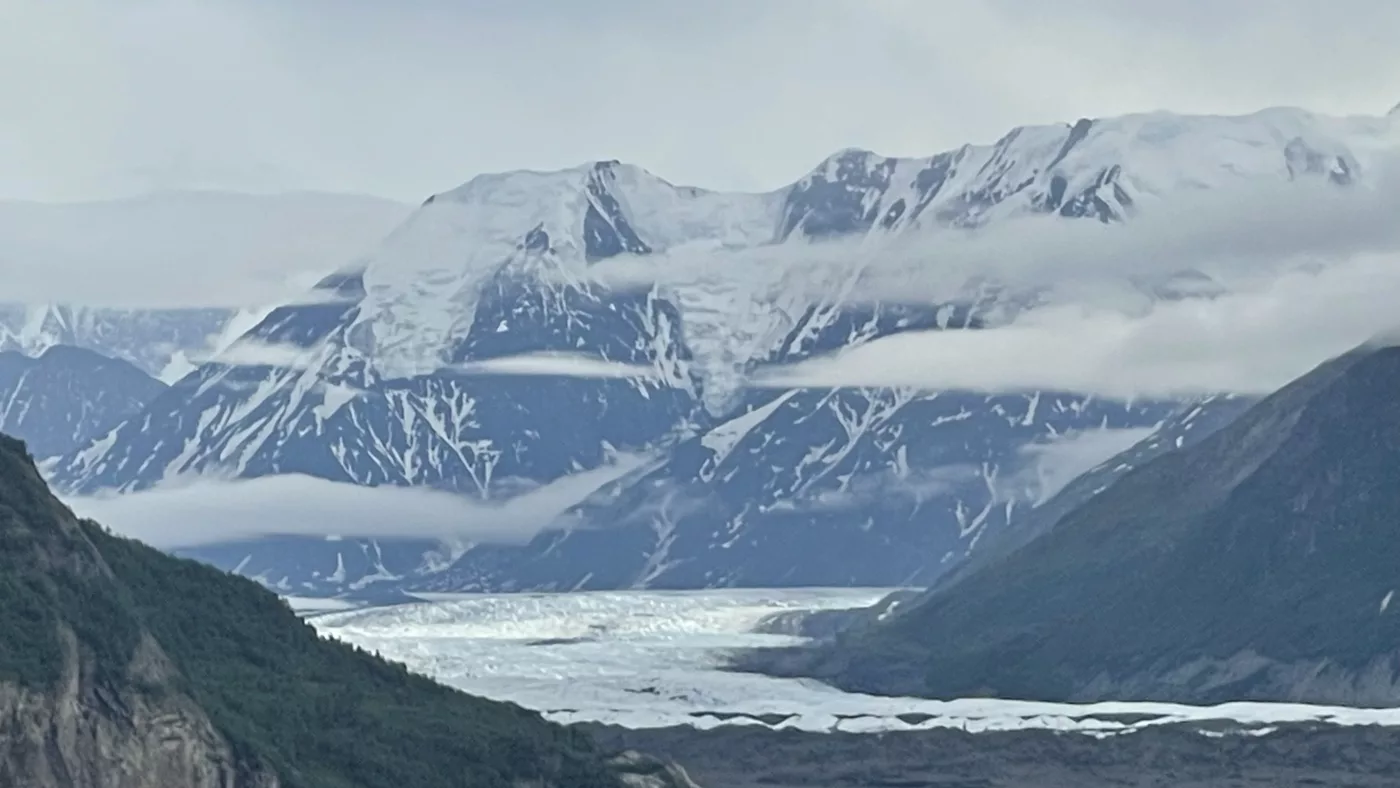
[586,163,1400,311]
[539,170,1400,402]
[2,0,1396,202]
[749,249,1400,399]
[203,338,323,371]
[448,352,662,380]
[1009,427,1159,505]
[64,455,650,549]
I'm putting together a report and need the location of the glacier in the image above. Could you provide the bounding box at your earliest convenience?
[309,590,1400,735]
[47,104,1400,595]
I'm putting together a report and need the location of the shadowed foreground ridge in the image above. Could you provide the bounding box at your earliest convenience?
[750,343,1400,706]
[0,433,691,788]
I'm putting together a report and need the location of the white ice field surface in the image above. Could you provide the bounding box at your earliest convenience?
[305,588,1400,735]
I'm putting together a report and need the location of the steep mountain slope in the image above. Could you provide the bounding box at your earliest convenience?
[919,393,1255,596]
[747,394,1256,638]
[752,343,1400,706]
[0,440,273,788]
[51,106,1400,594]
[0,433,693,788]
[425,377,1175,591]
[0,346,167,459]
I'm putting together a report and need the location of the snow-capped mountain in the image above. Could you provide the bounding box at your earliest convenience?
[0,345,166,459]
[417,297,1186,592]
[0,303,237,381]
[50,105,1400,594]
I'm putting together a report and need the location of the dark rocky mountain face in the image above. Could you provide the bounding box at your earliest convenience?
[748,345,1400,707]
[0,434,691,788]
[915,393,1255,599]
[0,345,167,459]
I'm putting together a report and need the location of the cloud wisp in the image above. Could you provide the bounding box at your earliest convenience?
[1006,427,1160,505]
[583,170,1400,401]
[449,243,1400,402]
[587,160,1400,308]
[750,250,1400,399]
[446,352,663,380]
[64,455,650,550]
[201,338,323,370]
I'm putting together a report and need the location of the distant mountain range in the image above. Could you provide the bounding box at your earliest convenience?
[42,105,1400,596]
[0,304,235,382]
[0,189,412,380]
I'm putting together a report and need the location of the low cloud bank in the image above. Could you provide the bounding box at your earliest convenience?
[64,455,648,549]
[427,250,1400,401]
[750,252,1400,399]
[447,352,663,380]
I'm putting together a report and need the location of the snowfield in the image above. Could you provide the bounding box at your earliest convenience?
[308,589,1400,734]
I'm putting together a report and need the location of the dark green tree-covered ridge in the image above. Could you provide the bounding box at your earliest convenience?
[0,433,622,788]
[752,344,1400,706]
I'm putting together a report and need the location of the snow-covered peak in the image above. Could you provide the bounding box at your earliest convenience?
[354,160,780,378]
[422,159,779,254]
[268,104,1397,382]
[777,106,1395,240]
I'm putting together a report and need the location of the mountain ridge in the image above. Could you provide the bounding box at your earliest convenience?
[740,342,1400,706]
[0,345,166,459]
[46,103,1400,596]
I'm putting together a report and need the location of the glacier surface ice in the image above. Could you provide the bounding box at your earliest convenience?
[309,589,1400,734]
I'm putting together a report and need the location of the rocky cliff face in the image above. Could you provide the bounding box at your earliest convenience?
[0,430,275,788]
[0,629,277,788]
[0,430,699,787]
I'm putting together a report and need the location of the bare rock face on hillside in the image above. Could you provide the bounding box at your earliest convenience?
[0,433,692,788]
[0,434,277,788]
[0,632,279,788]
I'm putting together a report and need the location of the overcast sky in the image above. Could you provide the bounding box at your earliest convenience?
[4,0,1397,202]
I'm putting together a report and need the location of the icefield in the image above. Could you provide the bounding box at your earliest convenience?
[309,589,1400,734]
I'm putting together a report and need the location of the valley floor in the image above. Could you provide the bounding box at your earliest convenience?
[587,723,1400,788]
[307,588,1400,785]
